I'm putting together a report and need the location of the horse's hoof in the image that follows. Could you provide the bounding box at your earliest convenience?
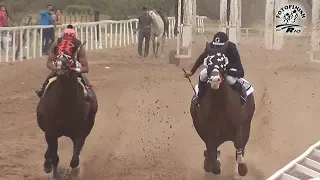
[212,160,221,175]
[70,157,80,169]
[71,167,80,177]
[238,163,248,176]
[52,166,58,180]
[44,160,53,173]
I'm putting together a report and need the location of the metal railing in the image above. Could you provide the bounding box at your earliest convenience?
[267,141,320,180]
[0,16,206,63]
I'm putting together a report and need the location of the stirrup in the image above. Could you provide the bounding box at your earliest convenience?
[35,88,43,98]
[192,96,200,106]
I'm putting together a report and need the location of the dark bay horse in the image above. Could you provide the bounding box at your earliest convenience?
[36,55,98,179]
[189,53,255,178]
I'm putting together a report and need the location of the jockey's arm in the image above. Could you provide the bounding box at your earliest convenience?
[78,46,89,73]
[226,43,244,78]
[190,47,208,74]
[47,40,58,71]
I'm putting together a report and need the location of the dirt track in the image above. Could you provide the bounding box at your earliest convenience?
[0,35,320,180]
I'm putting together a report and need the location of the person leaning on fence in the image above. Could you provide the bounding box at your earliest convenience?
[133,7,153,58]
[55,9,62,25]
[0,5,8,50]
[39,4,55,55]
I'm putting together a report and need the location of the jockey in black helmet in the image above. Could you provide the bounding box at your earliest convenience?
[184,31,247,105]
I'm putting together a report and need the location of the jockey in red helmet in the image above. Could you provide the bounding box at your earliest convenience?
[35,25,93,101]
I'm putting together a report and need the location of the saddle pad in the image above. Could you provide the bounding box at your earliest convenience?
[239,78,254,96]
[43,77,87,97]
[194,78,254,96]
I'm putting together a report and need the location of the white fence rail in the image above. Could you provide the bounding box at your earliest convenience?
[0,16,206,63]
[267,141,320,180]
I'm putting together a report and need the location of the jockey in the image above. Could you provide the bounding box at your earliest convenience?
[184,31,247,105]
[35,24,93,101]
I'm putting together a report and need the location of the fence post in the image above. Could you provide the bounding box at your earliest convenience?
[94,11,100,41]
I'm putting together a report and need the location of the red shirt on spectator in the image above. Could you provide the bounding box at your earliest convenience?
[0,10,8,27]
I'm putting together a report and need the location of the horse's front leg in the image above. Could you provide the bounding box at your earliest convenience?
[44,133,59,179]
[70,136,86,169]
[204,141,221,174]
[234,126,248,176]
[155,36,160,58]
[151,34,156,57]
[160,35,165,57]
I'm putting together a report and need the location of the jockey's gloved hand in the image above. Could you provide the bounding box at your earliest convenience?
[71,67,81,73]
[184,70,193,78]
[226,69,241,78]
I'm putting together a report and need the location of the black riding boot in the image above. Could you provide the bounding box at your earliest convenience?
[231,80,247,104]
[80,75,93,102]
[35,73,55,98]
[193,78,207,106]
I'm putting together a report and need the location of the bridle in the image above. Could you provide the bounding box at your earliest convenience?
[55,53,76,78]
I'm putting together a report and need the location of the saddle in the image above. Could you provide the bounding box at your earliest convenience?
[194,78,254,97]
[42,76,90,98]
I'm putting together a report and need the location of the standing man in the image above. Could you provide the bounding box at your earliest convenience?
[135,7,153,58]
[0,5,8,50]
[39,4,55,55]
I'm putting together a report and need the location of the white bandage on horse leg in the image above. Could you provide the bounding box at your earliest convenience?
[226,75,237,85]
[199,68,208,82]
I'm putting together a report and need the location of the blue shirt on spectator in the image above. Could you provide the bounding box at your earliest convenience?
[39,10,54,25]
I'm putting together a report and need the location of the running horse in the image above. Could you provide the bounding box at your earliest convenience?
[189,51,255,178]
[36,44,98,179]
[147,10,169,58]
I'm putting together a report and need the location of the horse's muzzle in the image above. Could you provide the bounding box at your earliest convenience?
[208,76,222,89]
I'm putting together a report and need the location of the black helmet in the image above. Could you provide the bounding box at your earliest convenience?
[212,32,229,45]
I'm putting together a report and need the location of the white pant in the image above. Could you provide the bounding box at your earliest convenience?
[199,68,236,85]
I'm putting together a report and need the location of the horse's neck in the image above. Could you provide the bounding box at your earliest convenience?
[208,81,229,106]
[210,80,241,110]
[57,75,80,100]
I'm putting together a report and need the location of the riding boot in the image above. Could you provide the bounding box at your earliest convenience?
[193,78,207,106]
[231,80,247,104]
[85,86,93,102]
[35,73,55,98]
[79,74,93,102]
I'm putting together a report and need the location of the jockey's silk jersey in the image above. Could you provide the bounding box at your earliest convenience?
[55,37,82,59]
[191,41,245,78]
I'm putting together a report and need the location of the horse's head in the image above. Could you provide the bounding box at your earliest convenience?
[206,53,228,90]
[147,10,158,21]
[55,53,76,76]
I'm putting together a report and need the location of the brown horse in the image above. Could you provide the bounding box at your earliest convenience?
[189,54,255,178]
[36,55,98,179]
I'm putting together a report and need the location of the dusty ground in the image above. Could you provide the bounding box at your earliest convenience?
[0,35,320,180]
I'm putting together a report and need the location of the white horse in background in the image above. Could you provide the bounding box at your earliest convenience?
[147,10,167,58]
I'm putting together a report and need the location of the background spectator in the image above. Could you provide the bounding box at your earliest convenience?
[0,5,8,50]
[39,4,54,55]
[55,9,62,25]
